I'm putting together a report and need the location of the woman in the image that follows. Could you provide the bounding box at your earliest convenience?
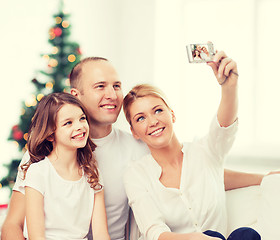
[122,51,260,240]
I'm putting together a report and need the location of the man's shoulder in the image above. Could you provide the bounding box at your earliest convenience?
[112,127,150,158]
[124,154,154,182]
[113,128,141,145]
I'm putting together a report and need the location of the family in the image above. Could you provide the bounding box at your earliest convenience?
[192,45,212,62]
[1,51,275,240]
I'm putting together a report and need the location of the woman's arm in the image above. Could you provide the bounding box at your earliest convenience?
[224,169,280,190]
[25,186,45,240]
[1,191,25,240]
[91,189,110,240]
[208,51,239,127]
[224,169,264,190]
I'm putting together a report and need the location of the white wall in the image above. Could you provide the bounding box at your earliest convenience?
[1,0,280,203]
[0,0,157,202]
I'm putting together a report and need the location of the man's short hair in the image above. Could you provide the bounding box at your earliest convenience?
[69,57,108,90]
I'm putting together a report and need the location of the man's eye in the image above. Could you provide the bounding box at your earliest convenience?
[114,84,121,89]
[136,116,145,122]
[96,84,105,89]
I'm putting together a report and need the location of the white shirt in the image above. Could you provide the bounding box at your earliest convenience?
[24,157,101,240]
[123,116,238,240]
[93,128,149,240]
[14,128,149,240]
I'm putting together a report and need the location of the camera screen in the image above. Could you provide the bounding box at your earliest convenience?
[187,43,215,63]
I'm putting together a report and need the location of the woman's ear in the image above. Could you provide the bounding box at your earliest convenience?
[130,126,140,140]
[171,109,176,123]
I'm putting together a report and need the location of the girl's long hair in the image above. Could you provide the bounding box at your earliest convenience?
[21,92,102,190]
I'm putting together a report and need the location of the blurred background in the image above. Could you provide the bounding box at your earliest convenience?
[1,0,280,204]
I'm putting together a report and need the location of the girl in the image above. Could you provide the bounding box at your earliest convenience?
[122,51,260,240]
[21,92,110,240]
[193,49,202,61]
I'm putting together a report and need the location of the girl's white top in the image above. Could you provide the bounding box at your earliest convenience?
[24,157,102,240]
[123,116,238,240]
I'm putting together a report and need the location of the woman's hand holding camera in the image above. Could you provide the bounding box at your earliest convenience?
[207,51,238,86]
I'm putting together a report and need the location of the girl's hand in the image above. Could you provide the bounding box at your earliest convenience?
[207,51,238,86]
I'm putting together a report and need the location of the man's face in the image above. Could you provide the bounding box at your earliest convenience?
[74,61,123,127]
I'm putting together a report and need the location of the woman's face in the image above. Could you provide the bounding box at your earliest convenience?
[129,96,175,150]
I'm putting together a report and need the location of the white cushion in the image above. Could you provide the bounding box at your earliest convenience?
[256,174,280,240]
[226,185,261,235]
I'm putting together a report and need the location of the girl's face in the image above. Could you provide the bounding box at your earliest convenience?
[53,103,89,151]
[129,96,176,150]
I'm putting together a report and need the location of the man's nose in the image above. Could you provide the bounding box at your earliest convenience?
[105,86,117,100]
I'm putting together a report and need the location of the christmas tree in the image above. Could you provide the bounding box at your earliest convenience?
[0,3,82,193]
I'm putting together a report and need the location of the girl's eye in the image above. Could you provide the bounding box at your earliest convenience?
[155,108,163,114]
[80,116,86,121]
[64,121,72,126]
[136,116,145,122]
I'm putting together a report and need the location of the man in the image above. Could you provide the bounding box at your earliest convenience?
[1,57,265,240]
[69,57,149,240]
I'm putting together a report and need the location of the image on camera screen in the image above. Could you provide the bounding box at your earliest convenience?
[187,43,215,63]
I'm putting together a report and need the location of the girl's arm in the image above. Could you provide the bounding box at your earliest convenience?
[1,191,25,240]
[208,51,239,127]
[91,189,111,240]
[25,186,45,240]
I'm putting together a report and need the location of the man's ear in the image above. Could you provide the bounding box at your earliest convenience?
[171,109,176,123]
[130,126,140,140]
[70,88,79,97]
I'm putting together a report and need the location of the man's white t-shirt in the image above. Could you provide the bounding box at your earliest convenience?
[92,128,149,240]
[13,128,149,240]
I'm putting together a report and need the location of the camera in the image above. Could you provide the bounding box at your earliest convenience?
[186,42,215,63]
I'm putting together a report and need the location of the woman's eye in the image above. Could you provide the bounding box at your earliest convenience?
[136,116,145,122]
[155,109,163,114]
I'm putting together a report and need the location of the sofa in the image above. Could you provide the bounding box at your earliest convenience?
[130,174,280,240]
[1,175,279,239]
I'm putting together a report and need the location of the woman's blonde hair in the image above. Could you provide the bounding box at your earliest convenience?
[123,84,171,126]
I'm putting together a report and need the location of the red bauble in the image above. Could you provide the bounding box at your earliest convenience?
[13,130,23,141]
[12,125,19,131]
[76,47,82,55]
[54,27,62,37]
